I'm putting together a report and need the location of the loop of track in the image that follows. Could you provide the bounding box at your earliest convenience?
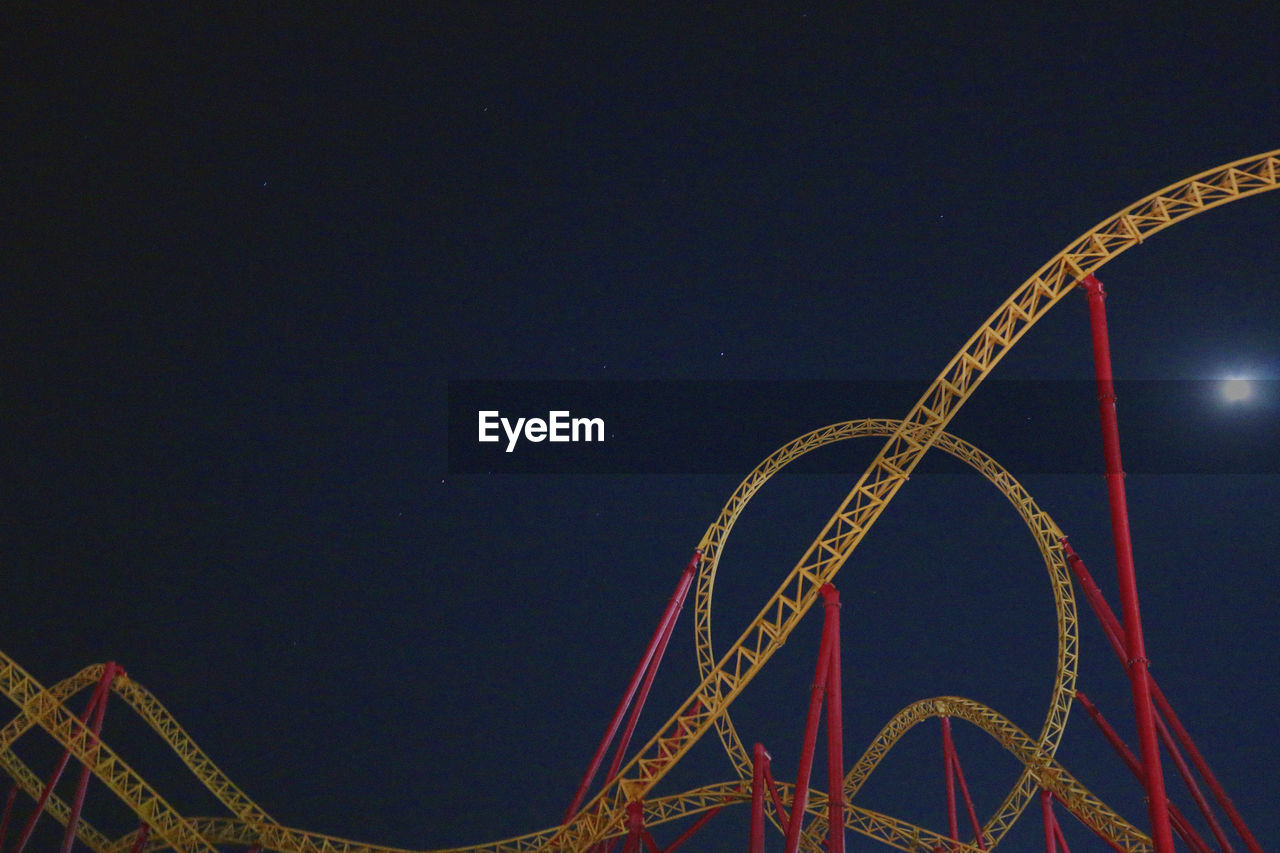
[692,418,1078,848]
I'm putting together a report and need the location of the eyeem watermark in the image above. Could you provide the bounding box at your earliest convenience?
[478,410,605,452]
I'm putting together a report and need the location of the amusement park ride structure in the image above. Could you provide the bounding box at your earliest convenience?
[2,150,1277,852]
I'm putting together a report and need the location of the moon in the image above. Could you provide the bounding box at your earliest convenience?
[1221,377,1253,403]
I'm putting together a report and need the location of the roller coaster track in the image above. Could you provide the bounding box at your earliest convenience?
[3,149,1276,852]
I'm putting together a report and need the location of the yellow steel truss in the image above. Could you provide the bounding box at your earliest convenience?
[1,150,1276,852]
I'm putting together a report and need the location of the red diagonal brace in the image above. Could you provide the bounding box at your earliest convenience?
[941,717,985,850]
[15,662,118,853]
[1075,691,1212,853]
[61,661,120,853]
[564,550,700,822]
[1063,538,1261,853]
[658,801,723,853]
[128,823,151,853]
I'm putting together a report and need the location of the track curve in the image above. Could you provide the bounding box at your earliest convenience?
[692,418,1078,846]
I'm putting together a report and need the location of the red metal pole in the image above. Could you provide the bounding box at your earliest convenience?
[620,800,646,853]
[127,823,150,853]
[1153,709,1234,853]
[1080,274,1174,853]
[1040,790,1057,853]
[763,763,790,837]
[783,583,839,853]
[1063,538,1262,853]
[658,802,723,853]
[0,785,17,848]
[61,662,119,853]
[941,717,959,844]
[821,585,844,853]
[604,558,696,783]
[564,551,700,821]
[947,731,985,849]
[1051,811,1073,853]
[1075,692,1213,853]
[750,744,770,853]
[1149,680,1262,853]
[14,664,116,852]
[1060,539,1127,655]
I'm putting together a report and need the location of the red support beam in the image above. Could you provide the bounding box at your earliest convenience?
[0,785,17,849]
[563,551,700,822]
[14,663,118,853]
[941,717,959,844]
[620,800,646,853]
[1052,818,1072,853]
[658,801,723,853]
[782,584,840,853]
[1075,692,1213,853]
[61,662,119,853]
[127,823,150,853]
[1149,680,1262,853]
[604,556,693,783]
[821,585,844,853]
[1153,710,1234,853]
[952,733,985,849]
[1040,790,1057,853]
[940,717,986,850]
[763,763,790,838]
[749,744,770,853]
[1063,538,1262,853]
[1080,274,1174,853]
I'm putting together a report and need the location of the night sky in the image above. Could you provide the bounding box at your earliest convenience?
[5,6,1280,852]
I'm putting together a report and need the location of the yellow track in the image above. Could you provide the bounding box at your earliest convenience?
[2,150,1276,852]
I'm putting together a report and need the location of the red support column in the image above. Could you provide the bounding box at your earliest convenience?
[749,745,770,853]
[15,663,117,853]
[940,717,985,850]
[0,785,17,848]
[604,555,694,783]
[564,551,700,822]
[782,584,839,853]
[1040,790,1057,853]
[658,801,723,853]
[763,763,790,836]
[1063,538,1261,853]
[1149,681,1261,853]
[821,585,844,853]
[1052,817,1072,853]
[620,800,646,853]
[127,823,151,853]
[1076,692,1213,853]
[941,717,959,844]
[1153,711,1234,853]
[61,662,119,853]
[1079,274,1174,853]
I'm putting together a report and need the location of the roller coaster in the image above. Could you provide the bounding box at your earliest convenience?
[3,150,1277,852]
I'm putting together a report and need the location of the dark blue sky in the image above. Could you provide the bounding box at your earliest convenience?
[4,5,1279,851]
